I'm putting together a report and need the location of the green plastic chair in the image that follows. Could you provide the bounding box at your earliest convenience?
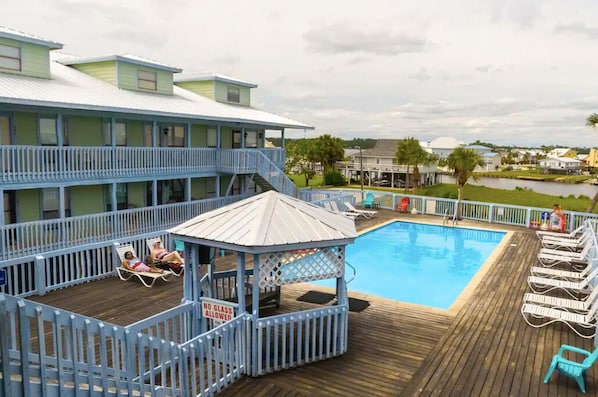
[362,192,375,209]
[544,344,598,393]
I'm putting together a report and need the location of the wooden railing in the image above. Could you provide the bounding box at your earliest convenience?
[1,146,285,186]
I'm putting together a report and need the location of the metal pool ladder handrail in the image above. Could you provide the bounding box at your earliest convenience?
[346,261,357,284]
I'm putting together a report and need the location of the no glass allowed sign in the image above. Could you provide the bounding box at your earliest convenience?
[202,300,235,325]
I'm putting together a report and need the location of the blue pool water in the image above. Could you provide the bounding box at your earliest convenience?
[315,221,506,309]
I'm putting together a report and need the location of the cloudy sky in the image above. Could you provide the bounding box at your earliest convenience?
[4,0,598,146]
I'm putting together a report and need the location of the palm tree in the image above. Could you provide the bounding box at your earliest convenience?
[395,138,435,193]
[585,113,598,212]
[445,147,484,219]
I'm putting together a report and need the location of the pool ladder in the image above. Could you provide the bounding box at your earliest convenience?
[346,261,357,284]
[443,209,458,227]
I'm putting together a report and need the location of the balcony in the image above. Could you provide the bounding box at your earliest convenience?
[0,146,286,187]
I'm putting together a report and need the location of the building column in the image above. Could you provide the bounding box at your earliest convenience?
[281,128,285,148]
[111,182,117,212]
[152,121,157,147]
[241,127,245,148]
[0,188,4,227]
[216,125,221,148]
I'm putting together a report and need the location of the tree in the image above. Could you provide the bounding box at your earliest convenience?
[285,139,318,186]
[445,147,484,218]
[585,113,598,212]
[395,138,436,193]
[313,134,345,176]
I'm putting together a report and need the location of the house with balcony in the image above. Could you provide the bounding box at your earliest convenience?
[338,139,439,188]
[0,26,311,294]
[538,156,582,174]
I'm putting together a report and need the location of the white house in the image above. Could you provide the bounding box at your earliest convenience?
[538,157,581,173]
[422,137,464,159]
[476,152,502,172]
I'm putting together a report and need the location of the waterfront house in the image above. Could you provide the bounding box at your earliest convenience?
[538,156,582,174]
[0,26,311,294]
[476,152,502,172]
[548,147,577,159]
[421,136,464,159]
[585,148,598,169]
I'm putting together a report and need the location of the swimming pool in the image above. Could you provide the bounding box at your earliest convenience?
[314,221,506,309]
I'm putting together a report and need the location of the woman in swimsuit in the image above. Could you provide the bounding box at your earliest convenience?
[122,251,163,273]
[151,241,184,265]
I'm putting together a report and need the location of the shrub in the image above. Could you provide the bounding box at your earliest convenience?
[578,194,590,200]
[324,171,346,186]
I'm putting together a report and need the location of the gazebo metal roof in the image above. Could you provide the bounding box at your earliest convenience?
[169,191,357,253]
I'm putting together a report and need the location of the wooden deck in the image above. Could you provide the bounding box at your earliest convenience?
[30,211,597,396]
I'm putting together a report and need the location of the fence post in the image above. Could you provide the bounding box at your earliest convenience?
[488,204,494,223]
[525,208,532,228]
[35,255,46,296]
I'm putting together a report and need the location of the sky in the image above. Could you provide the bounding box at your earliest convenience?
[3,0,598,147]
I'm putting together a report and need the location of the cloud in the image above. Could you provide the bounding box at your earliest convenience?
[303,23,427,56]
[554,22,598,39]
[409,68,432,81]
[487,0,543,28]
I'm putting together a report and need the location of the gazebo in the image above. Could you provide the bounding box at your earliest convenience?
[169,190,357,375]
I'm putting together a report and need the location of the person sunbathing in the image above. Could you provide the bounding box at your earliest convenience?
[122,251,163,273]
[151,241,184,265]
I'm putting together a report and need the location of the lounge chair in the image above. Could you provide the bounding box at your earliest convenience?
[529,262,590,281]
[362,192,375,209]
[537,225,583,240]
[397,197,409,213]
[544,344,598,393]
[323,201,358,220]
[541,231,590,251]
[114,244,172,288]
[523,285,598,313]
[527,267,598,297]
[146,237,184,276]
[344,201,377,219]
[521,301,598,339]
[537,243,591,268]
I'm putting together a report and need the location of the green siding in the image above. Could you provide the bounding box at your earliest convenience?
[14,112,37,145]
[17,189,40,222]
[0,38,50,78]
[71,61,117,85]
[118,62,173,95]
[220,127,232,148]
[126,120,144,147]
[191,178,207,200]
[190,124,207,147]
[175,81,215,99]
[67,116,103,146]
[128,182,146,208]
[214,81,250,106]
[70,185,104,216]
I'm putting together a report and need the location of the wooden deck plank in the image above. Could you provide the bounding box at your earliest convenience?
[27,211,597,396]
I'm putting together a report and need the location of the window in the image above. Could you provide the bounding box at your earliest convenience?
[1,115,10,145]
[105,183,128,211]
[245,130,258,148]
[0,44,21,71]
[42,188,70,220]
[227,87,240,103]
[138,70,157,91]
[102,120,127,146]
[161,125,185,147]
[39,117,57,145]
[143,123,153,146]
[207,127,217,148]
[232,130,242,148]
[3,191,16,224]
[206,177,216,198]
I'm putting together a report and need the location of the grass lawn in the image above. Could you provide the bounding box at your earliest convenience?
[288,174,324,188]
[479,169,593,183]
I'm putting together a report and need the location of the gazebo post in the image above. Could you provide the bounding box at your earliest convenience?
[183,244,197,301]
[236,252,246,313]
[251,253,260,376]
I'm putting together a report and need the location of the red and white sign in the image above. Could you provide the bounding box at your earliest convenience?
[202,300,235,323]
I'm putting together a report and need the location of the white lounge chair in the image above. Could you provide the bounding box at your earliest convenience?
[541,231,590,251]
[527,267,598,298]
[521,301,598,339]
[323,201,358,220]
[115,244,172,288]
[537,225,583,240]
[146,237,184,276]
[523,285,598,312]
[537,243,591,268]
[530,262,590,281]
[344,201,377,219]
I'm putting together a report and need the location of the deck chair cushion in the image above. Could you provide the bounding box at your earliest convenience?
[114,244,172,287]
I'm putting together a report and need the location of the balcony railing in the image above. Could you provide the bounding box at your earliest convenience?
[1,146,286,185]
[0,195,246,262]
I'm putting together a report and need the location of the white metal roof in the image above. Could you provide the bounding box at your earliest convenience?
[428,137,464,149]
[58,53,182,73]
[0,26,63,49]
[0,53,312,129]
[169,191,357,252]
[174,73,257,88]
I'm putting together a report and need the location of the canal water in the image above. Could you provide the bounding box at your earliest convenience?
[440,175,598,198]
